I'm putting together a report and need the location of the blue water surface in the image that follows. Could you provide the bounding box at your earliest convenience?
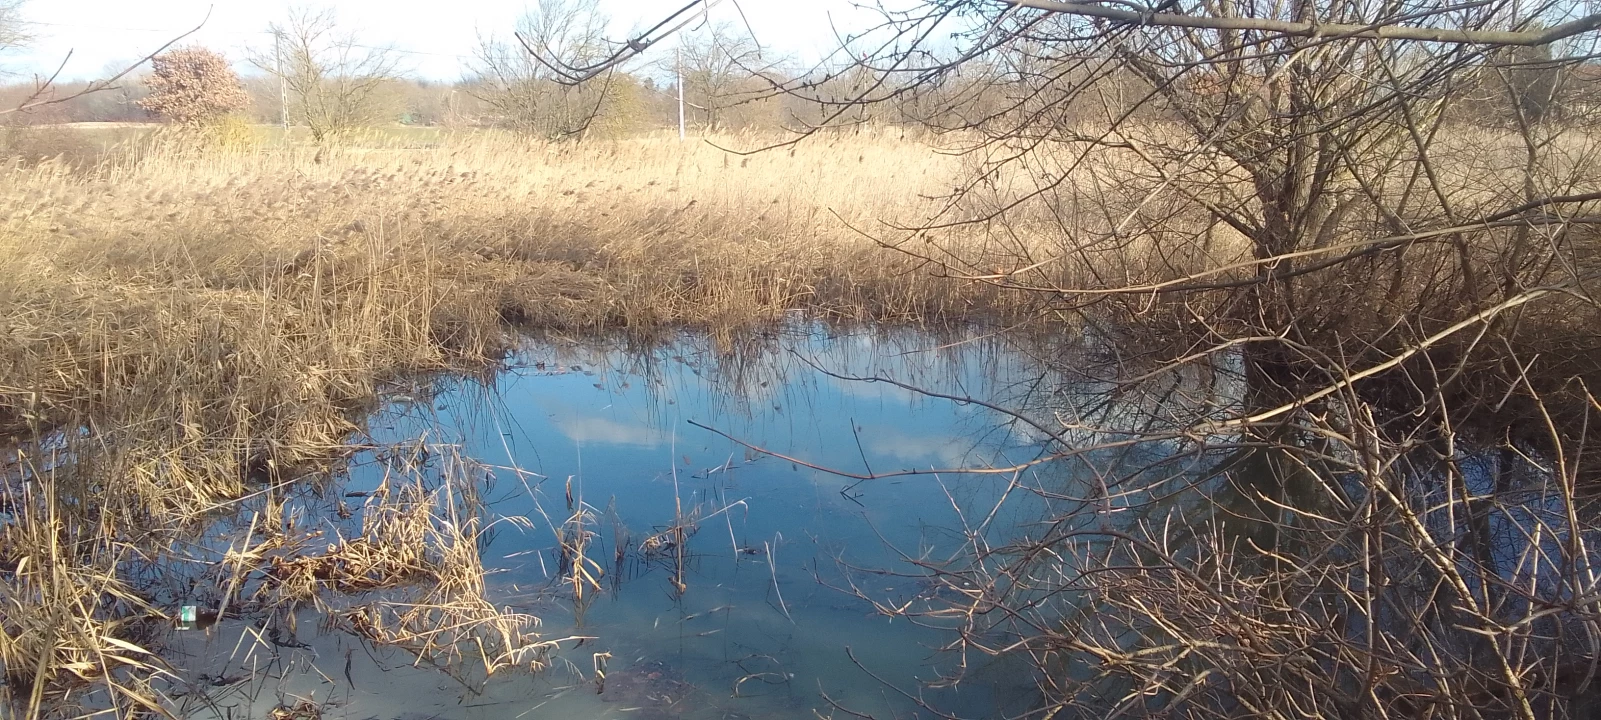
[347,325,1055,720]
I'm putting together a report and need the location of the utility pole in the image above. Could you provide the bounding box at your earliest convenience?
[676,45,685,141]
[276,30,289,135]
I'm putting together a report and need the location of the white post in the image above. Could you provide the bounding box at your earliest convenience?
[676,45,685,141]
[276,31,289,135]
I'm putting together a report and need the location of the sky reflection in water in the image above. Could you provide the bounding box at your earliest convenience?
[243,326,1061,720]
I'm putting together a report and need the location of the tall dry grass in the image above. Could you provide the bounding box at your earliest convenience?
[0,127,1042,716]
[4,120,1594,716]
[0,127,1061,480]
[7,128,1082,426]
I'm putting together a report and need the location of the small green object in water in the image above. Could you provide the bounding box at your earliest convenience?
[178,605,197,630]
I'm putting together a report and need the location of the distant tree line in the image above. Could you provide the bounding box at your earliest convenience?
[1,0,1596,138]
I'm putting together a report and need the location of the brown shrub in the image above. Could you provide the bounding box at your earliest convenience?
[138,47,248,126]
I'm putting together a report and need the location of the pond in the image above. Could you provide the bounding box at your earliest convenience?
[165,325,1114,720]
[140,320,1601,720]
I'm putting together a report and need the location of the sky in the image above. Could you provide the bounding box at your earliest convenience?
[7,0,878,82]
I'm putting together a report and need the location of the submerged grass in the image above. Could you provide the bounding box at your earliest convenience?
[4,122,1598,716]
[0,128,1043,717]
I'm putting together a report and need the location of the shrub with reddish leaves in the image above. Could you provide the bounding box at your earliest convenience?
[138,47,248,125]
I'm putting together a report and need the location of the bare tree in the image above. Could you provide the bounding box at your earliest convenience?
[0,0,31,60]
[252,7,401,144]
[766,1,1601,716]
[469,0,634,138]
[672,22,766,131]
[0,5,204,119]
[555,0,1601,716]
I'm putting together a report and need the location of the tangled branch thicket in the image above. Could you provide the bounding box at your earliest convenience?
[765,0,1601,717]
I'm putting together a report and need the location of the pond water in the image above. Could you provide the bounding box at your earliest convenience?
[167,325,1145,720]
[136,322,1593,720]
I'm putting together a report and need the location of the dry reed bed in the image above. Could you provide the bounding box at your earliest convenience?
[0,131,1040,442]
[0,129,1047,715]
[3,122,1595,715]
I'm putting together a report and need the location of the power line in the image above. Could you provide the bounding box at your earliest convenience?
[18,20,477,60]
[350,44,475,61]
[18,19,267,35]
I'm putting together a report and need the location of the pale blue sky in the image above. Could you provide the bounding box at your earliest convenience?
[9,0,877,81]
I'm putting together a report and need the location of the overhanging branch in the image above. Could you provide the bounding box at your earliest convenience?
[0,9,211,117]
[1006,0,1601,46]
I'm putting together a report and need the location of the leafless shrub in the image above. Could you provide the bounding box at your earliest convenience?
[672,22,778,132]
[547,0,1601,716]
[251,7,401,144]
[468,0,635,138]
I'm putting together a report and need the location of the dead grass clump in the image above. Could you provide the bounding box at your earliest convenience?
[0,479,167,718]
[0,128,1014,716]
[263,537,431,599]
[2,118,1598,716]
[250,446,553,678]
[0,128,109,171]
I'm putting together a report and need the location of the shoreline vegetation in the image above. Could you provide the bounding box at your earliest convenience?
[11,0,1601,714]
[0,127,1046,436]
[3,119,1601,717]
[0,127,1056,717]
